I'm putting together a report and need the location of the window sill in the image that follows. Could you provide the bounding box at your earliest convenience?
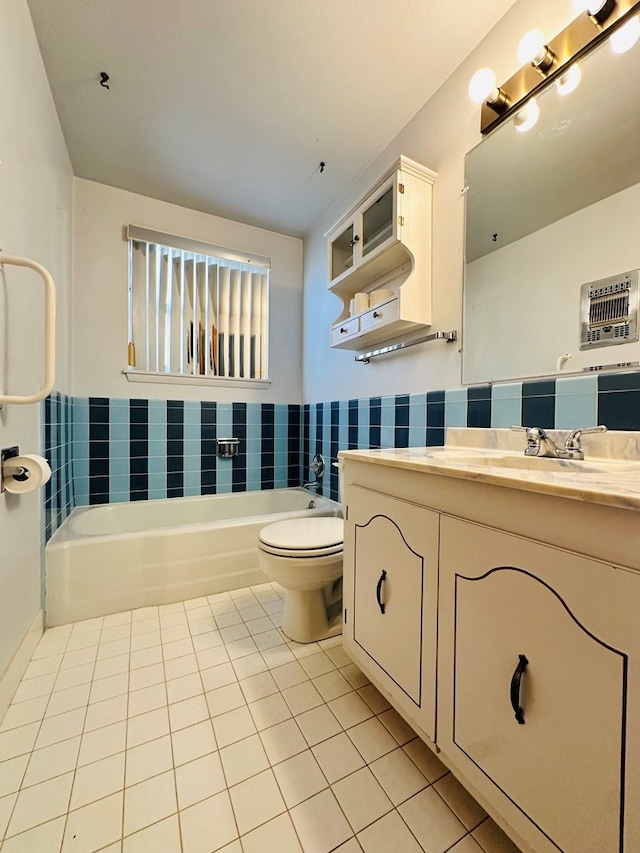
[122,369,271,390]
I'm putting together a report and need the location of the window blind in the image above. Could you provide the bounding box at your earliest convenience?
[127,226,270,380]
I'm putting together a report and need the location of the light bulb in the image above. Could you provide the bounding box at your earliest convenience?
[610,16,640,53]
[574,0,617,23]
[514,99,540,133]
[517,29,546,64]
[556,63,581,95]
[468,68,497,104]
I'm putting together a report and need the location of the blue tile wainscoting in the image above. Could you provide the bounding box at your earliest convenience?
[41,370,640,540]
[72,399,304,508]
[42,392,75,543]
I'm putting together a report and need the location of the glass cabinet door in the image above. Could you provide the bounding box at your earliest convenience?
[362,182,395,258]
[330,222,357,282]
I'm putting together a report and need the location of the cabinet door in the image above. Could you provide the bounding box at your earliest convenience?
[329,220,357,284]
[360,175,401,260]
[344,485,438,740]
[439,517,635,853]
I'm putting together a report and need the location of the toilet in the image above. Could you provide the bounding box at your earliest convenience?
[258,515,344,643]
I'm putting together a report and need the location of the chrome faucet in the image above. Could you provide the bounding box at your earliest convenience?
[303,453,325,490]
[560,425,608,460]
[511,425,607,460]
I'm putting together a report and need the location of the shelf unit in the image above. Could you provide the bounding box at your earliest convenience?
[326,156,437,351]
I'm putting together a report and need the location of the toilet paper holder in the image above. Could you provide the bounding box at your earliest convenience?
[1,446,28,493]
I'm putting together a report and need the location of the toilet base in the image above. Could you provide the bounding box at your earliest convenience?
[281,587,343,644]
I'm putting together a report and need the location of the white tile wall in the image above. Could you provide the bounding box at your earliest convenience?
[0,583,522,852]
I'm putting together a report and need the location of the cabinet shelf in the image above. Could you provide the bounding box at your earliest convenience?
[326,156,437,352]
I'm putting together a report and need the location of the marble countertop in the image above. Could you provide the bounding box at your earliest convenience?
[339,428,640,512]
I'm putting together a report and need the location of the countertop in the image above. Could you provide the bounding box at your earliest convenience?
[338,428,640,512]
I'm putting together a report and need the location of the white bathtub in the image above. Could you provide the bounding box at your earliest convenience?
[46,488,341,626]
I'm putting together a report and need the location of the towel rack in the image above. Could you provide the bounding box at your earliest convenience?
[355,330,458,364]
[0,253,56,406]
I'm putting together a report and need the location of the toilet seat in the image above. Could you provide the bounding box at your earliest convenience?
[258,517,344,559]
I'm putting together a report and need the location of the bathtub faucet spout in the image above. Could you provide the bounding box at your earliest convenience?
[303,453,325,493]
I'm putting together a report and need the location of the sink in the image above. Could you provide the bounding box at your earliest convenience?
[423,448,488,460]
[425,449,640,474]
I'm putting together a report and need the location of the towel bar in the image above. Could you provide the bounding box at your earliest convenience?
[355,330,458,364]
[0,253,56,406]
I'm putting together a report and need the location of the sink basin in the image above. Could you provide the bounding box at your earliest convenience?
[423,448,488,461]
[428,452,640,474]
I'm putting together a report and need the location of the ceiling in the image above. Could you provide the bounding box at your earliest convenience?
[27,0,519,238]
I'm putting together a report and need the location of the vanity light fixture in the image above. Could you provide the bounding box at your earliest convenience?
[573,0,618,25]
[468,68,509,111]
[610,14,640,50]
[556,63,582,94]
[514,98,540,133]
[517,29,556,73]
[472,0,640,134]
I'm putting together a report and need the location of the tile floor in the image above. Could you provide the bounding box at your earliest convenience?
[0,583,523,853]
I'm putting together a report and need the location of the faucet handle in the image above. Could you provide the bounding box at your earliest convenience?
[563,425,607,459]
[566,425,607,438]
[510,425,548,437]
[511,425,557,456]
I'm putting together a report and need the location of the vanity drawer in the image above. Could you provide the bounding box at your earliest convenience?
[330,317,360,345]
[360,298,398,332]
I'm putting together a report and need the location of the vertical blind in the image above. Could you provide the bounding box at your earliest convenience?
[127,226,270,380]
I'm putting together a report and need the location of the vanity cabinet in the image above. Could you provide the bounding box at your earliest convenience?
[326,156,437,351]
[343,485,439,742]
[340,451,640,853]
[438,517,637,853]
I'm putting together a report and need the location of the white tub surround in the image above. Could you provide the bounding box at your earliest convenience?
[46,488,340,625]
[340,428,640,853]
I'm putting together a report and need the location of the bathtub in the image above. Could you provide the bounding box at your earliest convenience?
[46,488,341,626]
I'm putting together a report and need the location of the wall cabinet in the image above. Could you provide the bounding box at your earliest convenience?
[326,156,437,351]
[341,460,640,853]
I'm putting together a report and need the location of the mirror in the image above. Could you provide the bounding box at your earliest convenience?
[462,29,640,385]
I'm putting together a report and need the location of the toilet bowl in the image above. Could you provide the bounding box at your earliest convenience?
[258,515,344,643]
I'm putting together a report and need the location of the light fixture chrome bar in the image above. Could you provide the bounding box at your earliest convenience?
[480,0,640,135]
[355,330,458,364]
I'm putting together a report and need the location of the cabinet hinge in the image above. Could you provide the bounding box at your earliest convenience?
[398,215,405,227]
[398,183,405,194]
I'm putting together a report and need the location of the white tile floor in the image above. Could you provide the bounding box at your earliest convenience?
[0,583,523,853]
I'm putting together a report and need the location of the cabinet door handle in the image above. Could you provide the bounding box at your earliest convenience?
[510,654,529,725]
[340,327,348,334]
[376,569,387,614]
[372,311,381,319]
[348,235,360,248]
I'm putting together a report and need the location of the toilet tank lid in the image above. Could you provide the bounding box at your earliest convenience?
[259,517,344,550]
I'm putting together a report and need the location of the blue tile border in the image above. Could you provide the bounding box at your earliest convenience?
[42,368,640,540]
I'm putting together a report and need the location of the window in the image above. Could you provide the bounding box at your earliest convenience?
[126,225,270,382]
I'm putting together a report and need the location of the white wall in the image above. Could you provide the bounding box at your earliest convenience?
[464,182,640,383]
[72,179,303,403]
[302,0,576,404]
[0,1,73,680]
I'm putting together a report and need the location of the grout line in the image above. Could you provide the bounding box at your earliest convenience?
[0,580,494,853]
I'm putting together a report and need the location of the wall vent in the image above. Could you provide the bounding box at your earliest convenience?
[580,270,639,350]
